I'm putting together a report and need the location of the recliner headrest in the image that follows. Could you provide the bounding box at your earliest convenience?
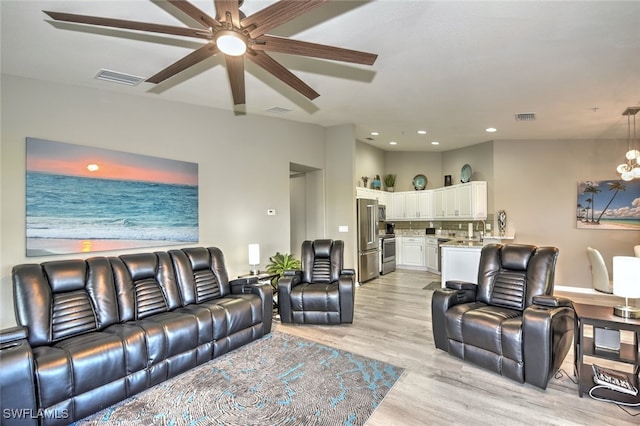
[313,239,334,257]
[43,260,88,292]
[501,245,536,270]
[120,253,158,280]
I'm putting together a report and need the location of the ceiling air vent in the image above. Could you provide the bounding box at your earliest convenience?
[266,106,292,114]
[94,69,144,86]
[515,112,536,121]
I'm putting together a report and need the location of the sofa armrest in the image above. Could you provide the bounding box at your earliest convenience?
[0,325,28,345]
[229,277,258,294]
[445,280,478,292]
[277,273,302,323]
[532,295,573,308]
[338,274,355,323]
[522,303,575,389]
[0,327,38,426]
[431,283,478,351]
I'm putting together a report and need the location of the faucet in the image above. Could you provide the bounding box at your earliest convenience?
[476,221,487,239]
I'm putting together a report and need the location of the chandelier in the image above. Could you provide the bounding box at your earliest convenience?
[617,106,640,181]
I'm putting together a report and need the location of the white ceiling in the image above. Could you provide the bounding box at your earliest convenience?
[2,0,639,151]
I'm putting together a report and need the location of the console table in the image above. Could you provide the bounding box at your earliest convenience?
[573,302,640,404]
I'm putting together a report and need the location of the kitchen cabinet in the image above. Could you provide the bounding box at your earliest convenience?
[397,236,426,270]
[389,191,432,220]
[433,182,487,220]
[433,188,446,219]
[426,237,439,273]
[356,187,390,207]
[441,245,482,287]
[357,181,486,221]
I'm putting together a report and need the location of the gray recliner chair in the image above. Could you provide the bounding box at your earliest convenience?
[431,244,574,389]
[278,239,355,324]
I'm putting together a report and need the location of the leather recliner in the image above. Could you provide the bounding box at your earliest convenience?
[431,244,574,389]
[278,239,355,324]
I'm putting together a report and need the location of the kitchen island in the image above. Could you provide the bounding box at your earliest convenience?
[440,241,483,287]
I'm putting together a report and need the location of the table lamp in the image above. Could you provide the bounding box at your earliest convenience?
[248,243,260,275]
[612,256,640,319]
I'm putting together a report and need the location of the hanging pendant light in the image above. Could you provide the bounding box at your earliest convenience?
[617,107,640,181]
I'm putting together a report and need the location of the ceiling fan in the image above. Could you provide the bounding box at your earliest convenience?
[44,0,378,107]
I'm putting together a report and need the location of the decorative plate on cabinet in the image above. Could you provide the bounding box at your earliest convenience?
[413,174,427,190]
[460,164,472,183]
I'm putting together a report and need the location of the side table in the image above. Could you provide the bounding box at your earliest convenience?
[573,302,640,404]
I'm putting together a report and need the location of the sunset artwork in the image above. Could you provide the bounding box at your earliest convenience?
[26,137,199,256]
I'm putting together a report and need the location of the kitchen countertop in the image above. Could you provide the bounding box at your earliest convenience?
[441,240,484,248]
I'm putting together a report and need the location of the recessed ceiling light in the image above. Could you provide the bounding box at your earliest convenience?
[389,141,397,145]
[431,141,440,145]
[486,127,497,133]
[371,132,379,136]
[417,130,427,135]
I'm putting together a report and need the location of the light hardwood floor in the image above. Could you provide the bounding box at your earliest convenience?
[273,269,640,426]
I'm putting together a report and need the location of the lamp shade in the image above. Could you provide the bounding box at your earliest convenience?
[248,243,260,266]
[612,256,640,298]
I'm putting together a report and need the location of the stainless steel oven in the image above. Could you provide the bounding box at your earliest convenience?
[380,235,396,275]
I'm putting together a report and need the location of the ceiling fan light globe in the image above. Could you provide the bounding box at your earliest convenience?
[215,31,247,56]
[633,167,640,178]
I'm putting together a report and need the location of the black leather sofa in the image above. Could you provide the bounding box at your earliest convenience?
[0,247,272,425]
[431,244,574,389]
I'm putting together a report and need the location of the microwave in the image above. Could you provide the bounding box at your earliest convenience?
[378,205,386,222]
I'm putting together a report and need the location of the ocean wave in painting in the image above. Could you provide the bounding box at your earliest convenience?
[26,172,198,242]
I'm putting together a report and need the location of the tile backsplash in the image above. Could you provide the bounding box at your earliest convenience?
[386,215,494,237]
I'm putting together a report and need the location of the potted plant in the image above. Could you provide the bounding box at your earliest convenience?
[265,252,302,289]
[383,174,396,192]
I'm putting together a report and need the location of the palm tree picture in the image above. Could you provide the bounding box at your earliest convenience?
[577,179,640,230]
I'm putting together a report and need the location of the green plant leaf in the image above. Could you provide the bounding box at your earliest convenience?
[265,252,301,287]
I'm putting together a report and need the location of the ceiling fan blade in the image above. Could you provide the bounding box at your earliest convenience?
[247,51,319,100]
[225,55,246,105]
[146,43,219,84]
[215,0,241,27]
[253,35,378,65]
[43,11,211,40]
[242,0,327,39]
[167,1,220,29]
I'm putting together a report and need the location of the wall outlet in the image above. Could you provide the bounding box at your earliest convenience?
[267,209,276,216]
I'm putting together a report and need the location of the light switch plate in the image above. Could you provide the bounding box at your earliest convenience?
[267,209,276,216]
[338,225,348,232]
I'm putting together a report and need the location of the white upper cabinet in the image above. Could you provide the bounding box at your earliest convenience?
[357,182,486,221]
[442,182,487,220]
[356,187,390,206]
[390,191,433,220]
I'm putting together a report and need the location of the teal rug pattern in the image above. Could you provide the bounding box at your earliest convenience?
[74,331,404,425]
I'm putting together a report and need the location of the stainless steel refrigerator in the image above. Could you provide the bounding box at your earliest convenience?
[357,198,380,283]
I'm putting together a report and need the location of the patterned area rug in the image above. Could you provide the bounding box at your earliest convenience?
[73,332,404,425]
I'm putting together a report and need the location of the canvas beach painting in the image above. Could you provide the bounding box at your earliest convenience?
[577,180,640,230]
[26,138,198,256]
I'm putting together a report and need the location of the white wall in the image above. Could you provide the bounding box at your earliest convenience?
[384,150,443,191]
[494,139,640,287]
[0,75,334,328]
[442,141,494,214]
